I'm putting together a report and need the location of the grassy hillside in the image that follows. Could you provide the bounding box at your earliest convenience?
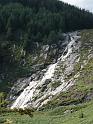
[0,101,93,124]
[35,29,93,110]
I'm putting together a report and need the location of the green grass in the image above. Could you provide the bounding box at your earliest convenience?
[0,101,93,124]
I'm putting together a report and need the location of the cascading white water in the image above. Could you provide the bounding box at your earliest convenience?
[11,63,57,109]
[11,81,37,109]
[40,63,57,84]
[11,32,81,109]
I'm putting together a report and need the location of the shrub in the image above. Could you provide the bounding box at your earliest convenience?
[13,108,35,117]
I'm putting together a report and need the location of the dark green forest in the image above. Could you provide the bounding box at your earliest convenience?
[0,0,93,44]
[0,0,93,43]
[0,0,93,91]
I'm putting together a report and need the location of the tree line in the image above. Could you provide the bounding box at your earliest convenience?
[0,0,92,48]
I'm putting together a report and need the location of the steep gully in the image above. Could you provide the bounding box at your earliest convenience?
[11,32,81,109]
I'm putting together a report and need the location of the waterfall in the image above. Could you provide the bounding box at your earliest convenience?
[11,32,80,109]
[11,63,57,109]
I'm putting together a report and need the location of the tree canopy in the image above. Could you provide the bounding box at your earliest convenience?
[0,0,92,45]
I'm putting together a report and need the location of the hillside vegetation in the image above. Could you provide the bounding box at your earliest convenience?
[40,29,93,109]
[0,100,93,124]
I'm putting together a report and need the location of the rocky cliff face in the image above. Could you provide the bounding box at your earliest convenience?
[8,30,93,109]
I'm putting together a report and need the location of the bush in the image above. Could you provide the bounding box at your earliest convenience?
[13,108,35,117]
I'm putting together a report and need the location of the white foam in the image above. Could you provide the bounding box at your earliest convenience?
[11,63,57,109]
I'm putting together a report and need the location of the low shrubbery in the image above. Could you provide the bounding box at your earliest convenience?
[13,108,35,117]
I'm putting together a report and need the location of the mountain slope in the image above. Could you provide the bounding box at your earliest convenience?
[0,1,93,123]
[10,32,80,109]
[0,0,93,115]
[7,30,93,110]
[0,0,93,93]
